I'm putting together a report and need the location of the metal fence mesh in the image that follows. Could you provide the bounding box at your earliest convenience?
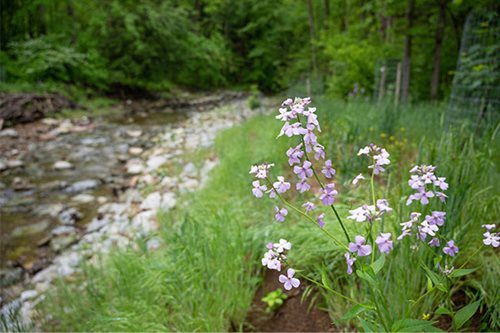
[446,9,500,129]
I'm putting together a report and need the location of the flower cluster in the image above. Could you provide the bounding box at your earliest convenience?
[406,165,448,205]
[358,144,391,174]
[261,239,291,271]
[482,224,499,247]
[261,239,301,290]
[347,199,393,223]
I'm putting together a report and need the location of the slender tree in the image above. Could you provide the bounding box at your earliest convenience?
[401,0,416,103]
[431,0,447,100]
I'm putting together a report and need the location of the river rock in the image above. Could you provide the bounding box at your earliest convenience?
[146,155,168,171]
[20,290,38,302]
[126,159,144,174]
[0,267,24,287]
[12,220,50,237]
[146,238,162,251]
[51,234,78,252]
[129,147,143,155]
[7,159,23,168]
[131,211,158,235]
[126,130,142,138]
[0,128,19,137]
[53,160,73,170]
[140,192,161,211]
[34,203,64,217]
[182,162,197,177]
[162,192,176,210]
[65,179,100,192]
[51,225,77,236]
[58,208,82,225]
[0,159,7,171]
[71,193,95,204]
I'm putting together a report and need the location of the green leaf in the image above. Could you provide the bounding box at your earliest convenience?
[321,270,331,290]
[427,277,433,292]
[340,304,372,321]
[453,300,481,330]
[360,319,383,332]
[435,306,453,315]
[449,267,478,278]
[371,255,385,274]
[391,319,440,332]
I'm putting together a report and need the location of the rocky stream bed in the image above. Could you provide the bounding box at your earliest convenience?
[0,92,260,330]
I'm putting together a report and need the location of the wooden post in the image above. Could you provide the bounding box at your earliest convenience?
[394,62,402,107]
[378,65,386,102]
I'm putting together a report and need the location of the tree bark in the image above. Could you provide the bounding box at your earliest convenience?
[431,0,447,100]
[401,0,415,104]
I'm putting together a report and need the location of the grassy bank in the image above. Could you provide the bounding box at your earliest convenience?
[39,98,499,331]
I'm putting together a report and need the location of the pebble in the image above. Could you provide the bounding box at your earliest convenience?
[71,193,95,204]
[129,147,143,155]
[65,179,100,192]
[0,128,19,137]
[53,161,73,170]
[58,208,82,225]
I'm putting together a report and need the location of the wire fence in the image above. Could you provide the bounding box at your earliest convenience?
[446,8,500,129]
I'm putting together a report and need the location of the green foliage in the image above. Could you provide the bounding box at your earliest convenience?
[261,288,288,313]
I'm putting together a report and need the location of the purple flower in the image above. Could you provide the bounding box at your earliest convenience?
[408,189,435,205]
[286,144,304,166]
[313,145,325,160]
[443,240,459,256]
[274,239,292,253]
[420,221,439,237]
[425,211,446,226]
[352,174,365,185]
[322,160,336,178]
[376,199,392,214]
[483,232,499,247]
[261,251,281,271]
[293,160,313,180]
[320,184,337,206]
[436,192,448,203]
[428,238,440,247]
[433,177,448,190]
[317,213,325,228]
[302,201,316,211]
[274,206,288,222]
[375,233,393,254]
[279,122,308,137]
[296,180,311,193]
[347,205,375,223]
[481,224,496,231]
[304,130,317,146]
[421,172,437,184]
[281,98,293,106]
[279,268,300,290]
[252,180,267,198]
[349,235,372,257]
[266,242,274,250]
[250,163,274,179]
[276,108,293,121]
[408,175,424,189]
[358,146,370,156]
[344,252,356,275]
[273,176,291,194]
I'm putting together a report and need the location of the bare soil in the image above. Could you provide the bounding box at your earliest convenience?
[244,270,336,332]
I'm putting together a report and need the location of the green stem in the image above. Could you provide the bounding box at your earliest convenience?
[298,133,351,243]
[296,272,362,305]
[266,178,349,251]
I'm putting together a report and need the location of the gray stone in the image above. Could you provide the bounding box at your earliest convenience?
[146,155,168,171]
[71,193,95,204]
[34,203,64,217]
[12,220,50,237]
[53,160,73,170]
[51,225,77,236]
[65,179,100,192]
[50,233,77,252]
[182,162,197,177]
[6,159,23,168]
[0,128,18,137]
[20,290,38,302]
[126,159,144,174]
[161,192,176,210]
[58,207,82,225]
[140,192,161,211]
[0,267,24,287]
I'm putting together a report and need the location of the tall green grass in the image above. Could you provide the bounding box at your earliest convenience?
[39,99,499,331]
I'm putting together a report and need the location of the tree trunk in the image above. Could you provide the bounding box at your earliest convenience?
[306,0,317,73]
[324,0,330,26]
[431,0,447,100]
[401,0,415,104]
